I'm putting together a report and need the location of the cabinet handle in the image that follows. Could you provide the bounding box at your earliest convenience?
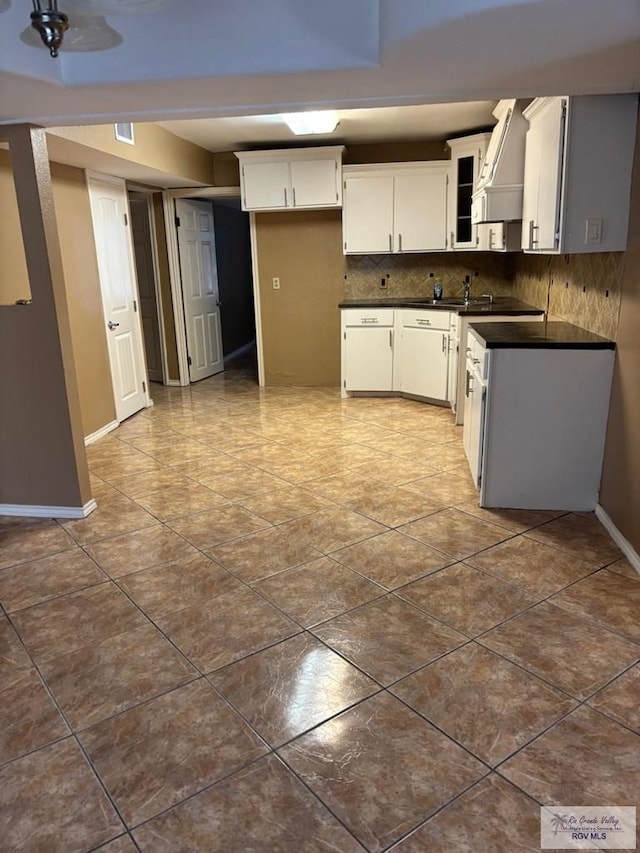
[361,317,379,324]
[292,186,296,206]
[389,233,393,252]
[489,228,494,250]
[389,329,393,349]
[416,318,431,326]
[529,219,539,248]
[284,187,288,207]
[442,334,447,353]
[451,231,455,249]
[465,370,472,397]
[398,233,403,252]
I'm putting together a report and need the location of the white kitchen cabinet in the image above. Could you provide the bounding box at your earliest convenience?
[235,147,344,212]
[447,133,491,251]
[342,163,450,254]
[477,221,522,252]
[395,310,451,400]
[342,309,395,393]
[521,95,638,253]
[447,312,459,411]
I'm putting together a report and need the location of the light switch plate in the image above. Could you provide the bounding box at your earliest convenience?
[585,218,603,245]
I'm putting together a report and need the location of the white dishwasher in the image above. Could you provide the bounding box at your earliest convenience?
[462,330,487,488]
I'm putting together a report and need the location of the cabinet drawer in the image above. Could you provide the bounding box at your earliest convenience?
[343,309,394,327]
[400,309,451,330]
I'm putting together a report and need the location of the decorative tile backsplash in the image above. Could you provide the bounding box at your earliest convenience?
[512,252,625,339]
[344,253,514,300]
[344,250,625,340]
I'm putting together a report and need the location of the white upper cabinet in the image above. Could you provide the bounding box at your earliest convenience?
[342,163,450,254]
[235,147,345,212]
[447,133,491,251]
[521,95,638,254]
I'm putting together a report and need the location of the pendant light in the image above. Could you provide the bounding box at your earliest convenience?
[28,0,68,57]
[21,11,122,52]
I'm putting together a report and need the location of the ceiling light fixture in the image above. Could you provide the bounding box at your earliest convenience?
[29,0,68,57]
[281,111,340,136]
[21,11,122,52]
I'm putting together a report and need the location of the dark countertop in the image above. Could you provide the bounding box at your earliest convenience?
[338,296,545,316]
[469,320,616,350]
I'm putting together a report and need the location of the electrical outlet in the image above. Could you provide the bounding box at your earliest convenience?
[380,278,387,289]
[272,277,280,290]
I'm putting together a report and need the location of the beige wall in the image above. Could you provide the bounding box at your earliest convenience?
[1,126,90,510]
[51,163,116,436]
[599,119,640,552]
[255,210,344,385]
[0,151,115,438]
[0,150,30,305]
[48,123,215,186]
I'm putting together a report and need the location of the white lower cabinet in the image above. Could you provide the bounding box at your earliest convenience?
[341,308,452,402]
[342,309,395,392]
[395,311,451,400]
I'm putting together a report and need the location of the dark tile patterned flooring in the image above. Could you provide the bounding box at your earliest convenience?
[0,356,638,852]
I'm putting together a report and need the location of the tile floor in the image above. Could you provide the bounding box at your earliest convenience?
[1,353,639,852]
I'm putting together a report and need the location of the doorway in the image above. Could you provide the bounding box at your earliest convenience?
[128,191,166,385]
[163,189,260,386]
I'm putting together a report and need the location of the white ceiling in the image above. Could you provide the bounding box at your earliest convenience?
[159,102,499,153]
[0,0,638,130]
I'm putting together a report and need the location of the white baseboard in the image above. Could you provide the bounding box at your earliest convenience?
[224,340,256,363]
[0,499,98,519]
[85,420,119,446]
[596,504,640,574]
[165,379,182,386]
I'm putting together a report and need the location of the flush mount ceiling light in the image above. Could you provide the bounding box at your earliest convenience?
[23,0,171,57]
[281,111,340,136]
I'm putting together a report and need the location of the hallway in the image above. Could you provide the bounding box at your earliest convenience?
[0,358,638,852]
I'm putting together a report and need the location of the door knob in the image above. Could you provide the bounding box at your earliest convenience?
[108,321,120,330]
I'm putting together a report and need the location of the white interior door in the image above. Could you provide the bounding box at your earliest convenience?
[129,196,163,383]
[88,175,148,423]
[176,199,224,383]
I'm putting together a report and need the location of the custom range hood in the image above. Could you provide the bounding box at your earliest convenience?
[471,99,529,223]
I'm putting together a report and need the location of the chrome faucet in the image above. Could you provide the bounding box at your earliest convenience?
[463,275,471,304]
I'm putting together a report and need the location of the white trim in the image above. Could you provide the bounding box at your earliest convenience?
[596,503,640,574]
[84,420,119,446]
[0,499,97,519]
[165,379,182,386]
[249,212,265,386]
[162,192,190,386]
[224,340,256,363]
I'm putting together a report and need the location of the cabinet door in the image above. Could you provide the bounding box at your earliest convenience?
[343,176,394,253]
[398,327,449,400]
[521,98,565,251]
[394,173,448,252]
[242,161,290,210]
[290,160,339,208]
[344,327,394,391]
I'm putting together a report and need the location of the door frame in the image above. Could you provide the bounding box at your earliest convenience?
[162,187,264,387]
[86,170,153,416]
[127,187,168,385]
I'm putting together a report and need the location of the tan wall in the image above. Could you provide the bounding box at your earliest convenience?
[255,210,344,385]
[152,193,180,381]
[0,150,30,305]
[599,119,640,552]
[1,151,115,438]
[344,140,449,164]
[1,126,90,509]
[51,163,116,436]
[48,123,215,186]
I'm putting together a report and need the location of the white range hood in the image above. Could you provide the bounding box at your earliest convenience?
[471,99,529,223]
